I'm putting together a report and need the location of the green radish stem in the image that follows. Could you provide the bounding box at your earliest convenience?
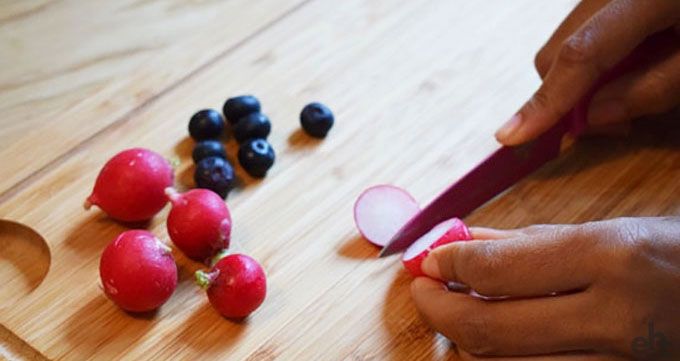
[164,187,182,204]
[83,195,96,210]
[168,157,181,170]
[155,239,173,254]
[210,249,230,267]
[195,269,220,289]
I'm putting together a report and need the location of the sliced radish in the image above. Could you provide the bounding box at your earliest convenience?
[353,185,420,247]
[402,218,471,277]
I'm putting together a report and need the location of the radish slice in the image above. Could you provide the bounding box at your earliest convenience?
[353,185,420,247]
[402,218,471,277]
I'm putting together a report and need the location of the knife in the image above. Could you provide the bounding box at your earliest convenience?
[378,30,677,258]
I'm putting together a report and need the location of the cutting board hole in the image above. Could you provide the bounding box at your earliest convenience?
[0,220,50,307]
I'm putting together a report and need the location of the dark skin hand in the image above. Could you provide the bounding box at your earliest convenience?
[496,0,680,145]
[413,218,680,360]
[410,0,680,359]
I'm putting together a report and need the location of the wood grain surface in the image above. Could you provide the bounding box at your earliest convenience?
[1,0,678,360]
[0,0,309,197]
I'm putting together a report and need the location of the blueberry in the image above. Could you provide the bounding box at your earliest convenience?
[188,109,225,141]
[300,102,334,138]
[238,139,275,178]
[223,95,261,125]
[192,140,227,163]
[233,113,271,143]
[194,157,235,198]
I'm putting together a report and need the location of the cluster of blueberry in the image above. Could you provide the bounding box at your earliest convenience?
[188,95,334,198]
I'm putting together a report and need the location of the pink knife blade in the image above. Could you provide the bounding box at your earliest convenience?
[378,29,677,258]
[378,119,570,257]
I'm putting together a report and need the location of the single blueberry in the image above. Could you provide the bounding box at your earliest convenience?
[223,95,261,125]
[194,157,235,198]
[188,109,225,141]
[300,102,334,138]
[233,113,272,143]
[238,138,275,178]
[192,140,227,163]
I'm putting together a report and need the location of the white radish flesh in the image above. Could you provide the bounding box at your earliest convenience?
[353,185,420,247]
[402,218,471,277]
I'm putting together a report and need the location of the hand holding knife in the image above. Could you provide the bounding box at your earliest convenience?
[379,30,678,258]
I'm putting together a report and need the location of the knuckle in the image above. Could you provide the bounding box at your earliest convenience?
[557,25,595,65]
[598,218,651,265]
[574,221,604,247]
[528,88,554,113]
[535,224,578,246]
[534,47,552,77]
[457,243,501,290]
[620,227,653,265]
[557,25,607,74]
[522,223,555,236]
[559,33,594,66]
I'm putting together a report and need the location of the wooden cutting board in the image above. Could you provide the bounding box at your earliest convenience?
[0,0,309,197]
[2,0,679,360]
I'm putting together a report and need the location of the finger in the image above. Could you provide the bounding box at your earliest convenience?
[410,278,600,356]
[469,227,524,240]
[469,225,553,240]
[582,122,632,137]
[588,48,680,125]
[535,0,612,78]
[497,0,680,146]
[422,224,595,297]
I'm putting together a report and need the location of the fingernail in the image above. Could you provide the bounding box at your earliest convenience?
[421,254,441,279]
[469,227,513,240]
[495,113,523,142]
[588,99,626,126]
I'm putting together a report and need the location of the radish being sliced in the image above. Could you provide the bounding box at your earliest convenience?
[353,185,420,247]
[402,218,471,277]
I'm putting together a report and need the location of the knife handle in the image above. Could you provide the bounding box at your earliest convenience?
[566,29,679,137]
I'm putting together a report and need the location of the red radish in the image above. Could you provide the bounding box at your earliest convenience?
[195,254,266,319]
[165,188,231,263]
[402,218,471,277]
[85,148,174,222]
[99,230,178,312]
[353,185,420,247]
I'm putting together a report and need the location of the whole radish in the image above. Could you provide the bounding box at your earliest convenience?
[165,188,231,263]
[99,230,178,312]
[402,218,471,277]
[195,254,266,318]
[85,148,174,222]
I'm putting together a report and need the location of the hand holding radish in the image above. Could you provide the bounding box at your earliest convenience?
[410,217,680,359]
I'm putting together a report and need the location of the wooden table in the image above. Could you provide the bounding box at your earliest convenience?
[1,0,678,360]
